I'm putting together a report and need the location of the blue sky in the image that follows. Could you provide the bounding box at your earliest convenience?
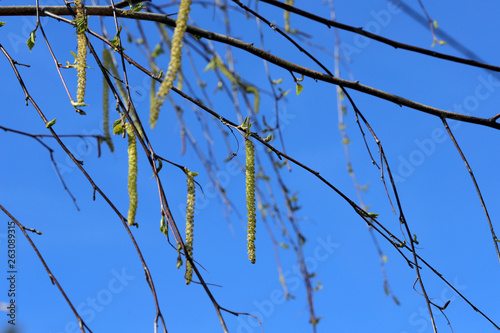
[0,0,499,332]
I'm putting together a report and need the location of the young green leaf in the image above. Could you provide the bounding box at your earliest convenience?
[131,3,144,11]
[112,119,124,135]
[27,30,36,51]
[278,242,289,250]
[296,82,303,95]
[71,101,88,107]
[45,118,57,128]
[151,43,164,58]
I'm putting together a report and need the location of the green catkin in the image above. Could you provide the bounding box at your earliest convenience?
[104,48,128,103]
[210,57,260,113]
[150,0,192,128]
[104,49,143,139]
[176,243,183,269]
[185,169,197,284]
[102,49,114,152]
[75,0,87,105]
[126,123,138,227]
[284,0,295,32]
[245,139,256,264]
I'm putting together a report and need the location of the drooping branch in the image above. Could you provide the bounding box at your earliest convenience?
[0,203,92,333]
[0,41,169,333]
[2,5,499,130]
[257,0,500,73]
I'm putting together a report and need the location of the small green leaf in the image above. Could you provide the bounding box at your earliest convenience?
[264,134,274,142]
[111,26,123,50]
[192,34,202,41]
[413,234,419,245]
[275,160,287,168]
[296,82,303,95]
[27,30,36,51]
[240,117,252,131]
[278,242,289,250]
[157,159,163,173]
[151,43,164,58]
[204,58,217,72]
[438,40,447,45]
[341,138,351,145]
[258,174,270,181]
[396,240,406,248]
[272,78,283,85]
[112,119,124,135]
[71,101,88,107]
[111,35,121,49]
[433,20,439,29]
[309,316,321,325]
[45,118,57,128]
[382,254,388,263]
[281,89,291,97]
[73,15,87,33]
[160,215,168,235]
[0,22,6,28]
[131,3,144,11]
[313,280,323,292]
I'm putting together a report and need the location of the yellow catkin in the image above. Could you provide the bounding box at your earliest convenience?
[245,139,256,264]
[102,49,114,152]
[211,57,260,113]
[150,0,192,128]
[185,169,197,284]
[104,49,143,139]
[284,0,295,32]
[75,0,87,105]
[126,123,138,227]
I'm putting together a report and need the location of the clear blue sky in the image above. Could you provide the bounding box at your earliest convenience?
[0,0,499,332]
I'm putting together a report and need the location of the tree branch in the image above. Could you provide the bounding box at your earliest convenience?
[2,5,499,130]
[258,0,500,73]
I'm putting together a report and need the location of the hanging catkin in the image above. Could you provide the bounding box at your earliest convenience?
[245,138,256,264]
[150,0,192,128]
[74,0,87,105]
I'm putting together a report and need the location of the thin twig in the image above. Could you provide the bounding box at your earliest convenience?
[0,204,92,333]
[442,118,500,265]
